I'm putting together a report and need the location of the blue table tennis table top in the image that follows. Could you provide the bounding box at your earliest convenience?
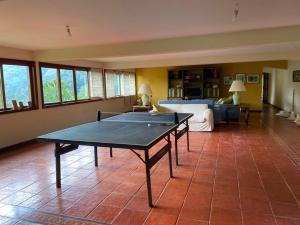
[37,112,193,150]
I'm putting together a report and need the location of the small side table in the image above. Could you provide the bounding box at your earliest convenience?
[132,105,153,112]
[226,104,250,125]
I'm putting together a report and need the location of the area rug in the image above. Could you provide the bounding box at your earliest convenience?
[21,211,109,225]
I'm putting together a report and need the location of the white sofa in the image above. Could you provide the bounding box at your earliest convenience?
[158,103,214,131]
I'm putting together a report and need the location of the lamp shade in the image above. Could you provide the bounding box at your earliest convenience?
[138,84,152,95]
[229,80,246,92]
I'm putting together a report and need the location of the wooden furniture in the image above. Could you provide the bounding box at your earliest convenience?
[132,105,153,112]
[226,104,250,125]
[168,67,220,100]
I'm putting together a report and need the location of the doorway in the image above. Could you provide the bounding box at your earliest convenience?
[262,73,270,104]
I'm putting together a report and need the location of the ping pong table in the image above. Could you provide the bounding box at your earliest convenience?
[37,111,193,207]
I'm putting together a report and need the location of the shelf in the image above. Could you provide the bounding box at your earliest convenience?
[168,67,219,100]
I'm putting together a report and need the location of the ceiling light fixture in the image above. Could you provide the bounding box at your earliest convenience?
[232,2,239,22]
[66,25,72,37]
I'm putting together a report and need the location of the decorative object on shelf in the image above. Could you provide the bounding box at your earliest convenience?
[229,80,247,105]
[28,101,33,108]
[18,101,24,110]
[12,100,18,110]
[247,74,260,83]
[224,76,233,85]
[293,70,300,82]
[212,84,219,98]
[138,84,152,106]
[236,74,245,83]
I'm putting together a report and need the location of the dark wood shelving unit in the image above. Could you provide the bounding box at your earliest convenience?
[168,67,220,100]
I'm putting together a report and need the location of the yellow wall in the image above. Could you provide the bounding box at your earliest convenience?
[219,61,287,110]
[136,67,168,105]
[136,61,288,110]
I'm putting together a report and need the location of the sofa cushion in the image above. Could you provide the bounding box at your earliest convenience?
[159,99,215,109]
[159,103,214,131]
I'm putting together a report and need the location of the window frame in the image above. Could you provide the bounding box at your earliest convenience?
[39,62,104,108]
[0,58,38,115]
[104,69,136,99]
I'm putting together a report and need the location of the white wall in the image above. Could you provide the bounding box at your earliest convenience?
[265,60,300,113]
[0,47,135,149]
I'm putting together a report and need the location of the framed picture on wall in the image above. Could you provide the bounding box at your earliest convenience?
[224,76,233,85]
[236,74,245,83]
[247,74,260,83]
[293,70,300,82]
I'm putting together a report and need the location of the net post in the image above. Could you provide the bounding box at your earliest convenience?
[97,111,101,121]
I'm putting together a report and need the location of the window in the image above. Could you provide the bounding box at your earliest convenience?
[40,63,104,107]
[41,67,60,104]
[89,68,104,98]
[76,70,89,100]
[0,59,37,113]
[105,70,136,98]
[60,69,75,102]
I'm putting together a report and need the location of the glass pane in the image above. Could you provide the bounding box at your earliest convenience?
[2,64,31,108]
[114,74,120,96]
[41,67,60,104]
[105,71,120,98]
[0,72,3,109]
[89,68,104,98]
[120,73,130,96]
[60,69,75,102]
[129,73,136,95]
[76,70,89,100]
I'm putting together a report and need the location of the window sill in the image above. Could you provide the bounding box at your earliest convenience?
[0,107,39,115]
[105,95,136,100]
[42,98,104,109]
[105,96,125,100]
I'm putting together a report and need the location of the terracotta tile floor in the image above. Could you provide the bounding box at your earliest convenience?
[0,106,300,225]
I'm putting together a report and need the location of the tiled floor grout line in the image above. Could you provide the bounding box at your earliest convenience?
[173,141,206,225]
[233,132,245,225]
[111,145,174,224]
[208,135,220,225]
[267,127,300,169]
[263,139,300,207]
[22,148,138,220]
[248,143,280,225]
[85,154,143,220]
[145,140,196,221]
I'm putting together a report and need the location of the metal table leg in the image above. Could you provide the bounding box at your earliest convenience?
[55,143,61,188]
[94,146,98,167]
[110,147,113,157]
[144,150,153,207]
[174,130,179,166]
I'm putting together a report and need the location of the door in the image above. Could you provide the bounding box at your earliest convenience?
[263,73,269,104]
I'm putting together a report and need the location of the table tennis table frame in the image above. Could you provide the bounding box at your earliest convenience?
[52,114,181,208]
[107,112,192,166]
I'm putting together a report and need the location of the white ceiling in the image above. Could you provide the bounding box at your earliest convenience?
[0,0,300,50]
[95,42,300,63]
